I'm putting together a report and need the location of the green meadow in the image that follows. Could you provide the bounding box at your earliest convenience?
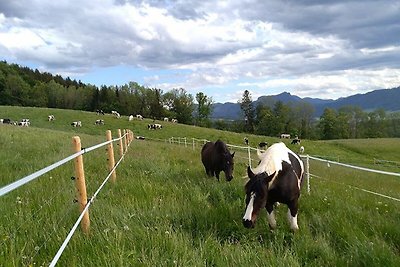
[0,105,399,266]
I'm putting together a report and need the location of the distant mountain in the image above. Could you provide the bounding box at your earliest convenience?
[211,86,400,120]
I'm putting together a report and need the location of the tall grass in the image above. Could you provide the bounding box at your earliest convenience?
[1,106,399,266]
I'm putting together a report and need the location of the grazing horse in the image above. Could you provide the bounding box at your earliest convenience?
[242,142,304,231]
[201,140,235,182]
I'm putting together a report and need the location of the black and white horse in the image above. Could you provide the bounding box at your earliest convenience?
[243,142,304,231]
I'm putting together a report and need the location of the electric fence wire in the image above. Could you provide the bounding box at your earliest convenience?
[49,143,128,267]
[0,177,74,249]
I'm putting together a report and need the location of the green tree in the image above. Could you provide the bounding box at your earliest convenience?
[254,104,273,136]
[195,92,213,127]
[239,90,255,133]
[5,74,30,105]
[293,102,315,139]
[147,88,164,119]
[318,108,338,139]
[163,88,194,124]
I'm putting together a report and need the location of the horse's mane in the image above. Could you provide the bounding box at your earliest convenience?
[252,142,290,176]
[214,139,228,153]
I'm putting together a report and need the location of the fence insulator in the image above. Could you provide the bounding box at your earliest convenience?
[72,136,90,234]
[106,130,117,182]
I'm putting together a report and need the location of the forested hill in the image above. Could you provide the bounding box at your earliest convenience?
[0,61,196,125]
[211,88,400,120]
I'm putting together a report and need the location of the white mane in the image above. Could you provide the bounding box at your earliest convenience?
[252,142,291,176]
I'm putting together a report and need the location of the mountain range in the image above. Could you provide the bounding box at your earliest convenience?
[211,86,400,120]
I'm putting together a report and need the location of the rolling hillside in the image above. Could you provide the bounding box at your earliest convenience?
[1,106,400,266]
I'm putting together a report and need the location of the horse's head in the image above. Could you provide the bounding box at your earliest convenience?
[243,166,275,228]
[222,151,235,181]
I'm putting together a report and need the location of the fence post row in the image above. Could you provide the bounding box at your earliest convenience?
[72,136,90,234]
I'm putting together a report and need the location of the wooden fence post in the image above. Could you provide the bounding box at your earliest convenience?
[306,155,310,194]
[247,146,251,168]
[72,136,90,234]
[106,130,117,182]
[118,129,123,159]
[123,129,128,152]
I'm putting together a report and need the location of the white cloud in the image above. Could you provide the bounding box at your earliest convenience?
[0,0,399,102]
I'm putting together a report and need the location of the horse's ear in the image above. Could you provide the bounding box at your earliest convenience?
[247,166,255,179]
[263,172,276,183]
[231,152,235,158]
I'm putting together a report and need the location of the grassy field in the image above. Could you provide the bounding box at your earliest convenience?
[0,106,400,266]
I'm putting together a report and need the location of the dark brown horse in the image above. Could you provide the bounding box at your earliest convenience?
[201,140,235,181]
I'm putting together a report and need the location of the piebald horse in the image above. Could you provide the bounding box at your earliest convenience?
[242,142,304,231]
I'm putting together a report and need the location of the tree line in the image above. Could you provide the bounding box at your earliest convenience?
[0,61,213,126]
[235,90,400,139]
[1,61,399,139]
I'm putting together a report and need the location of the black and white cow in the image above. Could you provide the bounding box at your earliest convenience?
[258,142,268,149]
[291,138,301,145]
[18,119,30,127]
[95,119,104,125]
[48,115,55,121]
[1,118,12,124]
[147,123,162,130]
[71,121,82,127]
[96,109,105,115]
[243,142,304,231]
[111,110,121,118]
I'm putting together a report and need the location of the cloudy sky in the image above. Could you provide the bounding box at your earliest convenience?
[1,0,399,103]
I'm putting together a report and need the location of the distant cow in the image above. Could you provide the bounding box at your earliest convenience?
[128,115,134,121]
[71,121,82,127]
[48,115,55,121]
[1,118,11,124]
[171,119,178,123]
[136,114,143,120]
[18,119,30,127]
[244,137,249,146]
[147,123,162,130]
[111,110,120,118]
[259,142,268,149]
[280,133,291,139]
[163,117,169,122]
[96,109,105,115]
[95,119,104,125]
[299,146,305,154]
[201,140,235,182]
[291,138,301,145]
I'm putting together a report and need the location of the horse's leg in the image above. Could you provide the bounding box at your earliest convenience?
[287,200,299,231]
[265,202,277,230]
[215,171,220,181]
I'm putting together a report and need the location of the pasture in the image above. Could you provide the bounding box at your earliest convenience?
[1,106,400,266]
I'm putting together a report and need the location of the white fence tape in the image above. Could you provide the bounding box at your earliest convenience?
[0,133,128,197]
[148,136,400,200]
[49,148,127,267]
[307,155,400,177]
